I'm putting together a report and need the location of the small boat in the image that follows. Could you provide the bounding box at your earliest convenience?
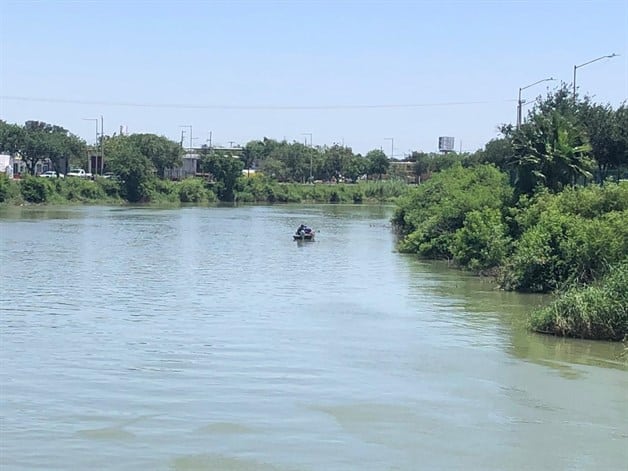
[293,225,315,241]
[293,231,315,241]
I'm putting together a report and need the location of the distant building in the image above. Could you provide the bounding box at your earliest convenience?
[164,152,200,180]
[0,154,13,177]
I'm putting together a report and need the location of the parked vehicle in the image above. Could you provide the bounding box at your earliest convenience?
[67,168,92,178]
[40,171,64,178]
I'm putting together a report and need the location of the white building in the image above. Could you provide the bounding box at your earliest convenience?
[0,154,14,177]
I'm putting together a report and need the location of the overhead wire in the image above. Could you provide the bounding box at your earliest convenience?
[0,95,516,110]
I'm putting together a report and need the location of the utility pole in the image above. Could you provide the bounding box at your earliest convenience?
[179,125,193,151]
[82,117,98,174]
[302,133,313,181]
[100,115,104,175]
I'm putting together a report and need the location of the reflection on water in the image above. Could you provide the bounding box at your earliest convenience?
[1,204,626,471]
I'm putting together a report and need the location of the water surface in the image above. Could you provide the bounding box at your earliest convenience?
[1,205,626,470]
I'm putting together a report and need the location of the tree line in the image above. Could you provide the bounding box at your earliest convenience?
[0,120,395,201]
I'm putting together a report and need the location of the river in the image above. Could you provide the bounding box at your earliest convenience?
[0,204,626,470]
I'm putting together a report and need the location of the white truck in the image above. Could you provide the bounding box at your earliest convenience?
[67,168,92,178]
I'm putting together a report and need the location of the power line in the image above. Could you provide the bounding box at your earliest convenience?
[0,95,516,110]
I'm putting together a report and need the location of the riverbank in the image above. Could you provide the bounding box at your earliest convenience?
[392,165,628,341]
[0,174,410,206]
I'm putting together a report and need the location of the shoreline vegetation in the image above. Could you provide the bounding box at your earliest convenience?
[0,175,408,206]
[1,86,627,341]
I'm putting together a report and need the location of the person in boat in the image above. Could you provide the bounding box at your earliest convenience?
[296,224,313,236]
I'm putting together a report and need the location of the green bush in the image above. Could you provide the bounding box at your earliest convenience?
[150,179,178,203]
[353,189,364,203]
[0,174,19,203]
[178,178,211,203]
[451,207,511,272]
[511,183,628,236]
[529,260,628,340]
[501,185,628,292]
[233,177,408,204]
[19,176,53,203]
[393,164,513,259]
[501,208,573,292]
[62,178,106,201]
[95,178,122,199]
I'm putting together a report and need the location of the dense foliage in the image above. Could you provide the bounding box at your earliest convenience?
[529,260,628,341]
[501,185,628,292]
[393,164,513,268]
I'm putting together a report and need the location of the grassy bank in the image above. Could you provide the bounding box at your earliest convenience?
[529,261,628,341]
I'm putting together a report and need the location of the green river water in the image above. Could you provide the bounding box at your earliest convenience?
[0,204,626,470]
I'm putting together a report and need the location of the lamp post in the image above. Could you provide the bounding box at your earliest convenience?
[517,77,554,128]
[100,115,104,175]
[302,133,313,181]
[179,125,193,152]
[82,117,99,174]
[573,53,618,100]
[384,137,394,159]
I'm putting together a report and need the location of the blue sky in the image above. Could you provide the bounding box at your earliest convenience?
[1,0,626,156]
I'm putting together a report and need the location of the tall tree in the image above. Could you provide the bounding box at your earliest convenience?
[0,121,85,175]
[343,154,368,182]
[200,151,243,200]
[105,135,155,202]
[0,121,26,157]
[577,102,627,182]
[365,149,389,179]
[322,144,354,181]
[508,110,592,195]
[126,133,182,178]
[477,138,513,172]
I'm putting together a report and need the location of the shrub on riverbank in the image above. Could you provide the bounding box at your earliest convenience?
[235,176,408,204]
[61,178,107,202]
[392,169,628,340]
[1,174,409,206]
[500,185,628,292]
[393,164,513,262]
[0,173,20,202]
[178,178,216,203]
[529,260,628,340]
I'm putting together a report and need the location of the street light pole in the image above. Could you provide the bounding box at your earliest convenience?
[517,77,554,129]
[100,115,104,176]
[82,117,99,174]
[179,125,193,152]
[302,133,313,181]
[573,53,618,100]
[384,137,394,159]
